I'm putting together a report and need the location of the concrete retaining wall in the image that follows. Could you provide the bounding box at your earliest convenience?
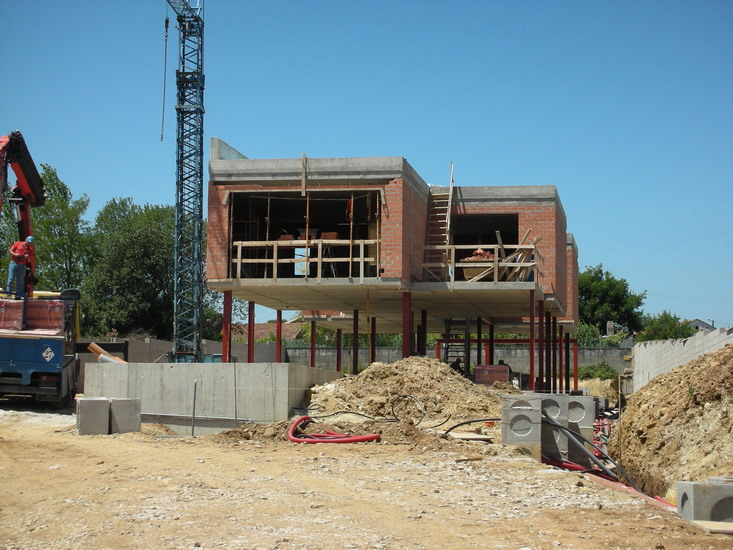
[84,362,342,435]
[632,328,733,393]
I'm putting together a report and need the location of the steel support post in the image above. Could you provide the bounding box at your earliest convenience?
[222,291,232,363]
[276,310,282,363]
[564,333,571,393]
[551,315,557,393]
[370,316,377,364]
[336,329,342,373]
[476,316,483,365]
[402,292,411,359]
[529,290,535,391]
[489,322,495,364]
[310,321,317,368]
[247,301,255,363]
[545,311,552,392]
[352,309,359,374]
[538,300,544,391]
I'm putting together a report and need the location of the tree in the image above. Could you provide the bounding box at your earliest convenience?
[578,264,646,334]
[1,164,92,291]
[636,310,695,342]
[82,202,175,339]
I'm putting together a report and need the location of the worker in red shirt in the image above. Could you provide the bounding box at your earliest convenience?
[6,235,34,298]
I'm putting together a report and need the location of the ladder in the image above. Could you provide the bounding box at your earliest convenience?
[423,163,455,281]
[443,318,472,367]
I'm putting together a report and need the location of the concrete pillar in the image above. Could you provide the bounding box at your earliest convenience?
[310,320,316,368]
[247,301,255,363]
[352,309,359,375]
[222,291,232,363]
[529,290,535,391]
[402,292,411,359]
[336,329,342,373]
[276,310,283,363]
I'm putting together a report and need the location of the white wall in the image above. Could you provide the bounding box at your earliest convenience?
[632,328,733,393]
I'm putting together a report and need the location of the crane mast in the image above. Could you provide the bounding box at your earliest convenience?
[166,0,204,362]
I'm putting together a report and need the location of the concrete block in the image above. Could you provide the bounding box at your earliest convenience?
[77,397,110,435]
[677,480,733,523]
[541,394,568,461]
[109,398,141,434]
[501,394,542,460]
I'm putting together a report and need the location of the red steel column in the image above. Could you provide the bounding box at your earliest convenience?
[573,338,579,391]
[558,325,564,393]
[476,317,483,365]
[538,300,544,391]
[529,290,535,391]
[564,333,571,393]
[275,310,282,363]
[402,292,411,359]
[336,329,342,373]
[420,309,428,355]
[370,316,377,364]
[222,291,232,363]
[489,322,495,364]
[352,309,359,374]
[545,310,551,392]
[551,315,557,393]
[247,301,255,363]
[310,320,316,368]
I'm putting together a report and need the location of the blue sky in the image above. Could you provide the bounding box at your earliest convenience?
[2,1,732,327]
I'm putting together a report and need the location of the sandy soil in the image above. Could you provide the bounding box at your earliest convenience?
[1,406,731,550]
[608,343,733,499]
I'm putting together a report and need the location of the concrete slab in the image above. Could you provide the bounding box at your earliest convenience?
[77,397,110,435]
[109,398,141,434]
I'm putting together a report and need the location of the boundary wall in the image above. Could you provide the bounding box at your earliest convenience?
[632,328,733,393]
[285,346,629,372]
[85,362,341,435]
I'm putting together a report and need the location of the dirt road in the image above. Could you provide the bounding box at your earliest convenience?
[0,407,730,550]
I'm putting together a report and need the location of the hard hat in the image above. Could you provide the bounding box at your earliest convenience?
[26,236,34,243]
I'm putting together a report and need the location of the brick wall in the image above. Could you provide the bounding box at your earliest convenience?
[454,200,568,311]
[560,235,579,326]
[206,185,230,280]
[379,178,430,280]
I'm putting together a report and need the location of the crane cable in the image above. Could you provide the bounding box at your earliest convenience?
[160,15,170,142]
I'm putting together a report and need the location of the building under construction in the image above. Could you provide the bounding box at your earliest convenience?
[206,138,579,392]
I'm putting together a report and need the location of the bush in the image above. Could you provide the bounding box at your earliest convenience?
[578,361,618,380]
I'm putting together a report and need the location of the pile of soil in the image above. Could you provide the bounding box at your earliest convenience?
[307,356,516,424]
[216,357,519,448]
[608,343,733,498]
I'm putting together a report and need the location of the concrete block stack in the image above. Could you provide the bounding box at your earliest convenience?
[500,394,542,461]
[76,397,141,435]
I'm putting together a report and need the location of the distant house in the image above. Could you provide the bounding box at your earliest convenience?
[686,318,715,332]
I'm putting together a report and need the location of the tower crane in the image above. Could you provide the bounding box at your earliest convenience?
[166,0,205,362]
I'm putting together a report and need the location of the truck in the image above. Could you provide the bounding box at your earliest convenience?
[0,130,81,407]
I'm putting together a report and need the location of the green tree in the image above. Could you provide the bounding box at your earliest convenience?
[1,164,92,291]
[82,202,175,339]
[636,310,695,342]
[578,264,645,334]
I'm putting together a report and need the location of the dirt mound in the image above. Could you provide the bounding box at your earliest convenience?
[307,356,512,425]
[578,378,620,404]
[608,344,733,498]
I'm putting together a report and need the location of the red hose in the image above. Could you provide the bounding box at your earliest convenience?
[288,415,381,444]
